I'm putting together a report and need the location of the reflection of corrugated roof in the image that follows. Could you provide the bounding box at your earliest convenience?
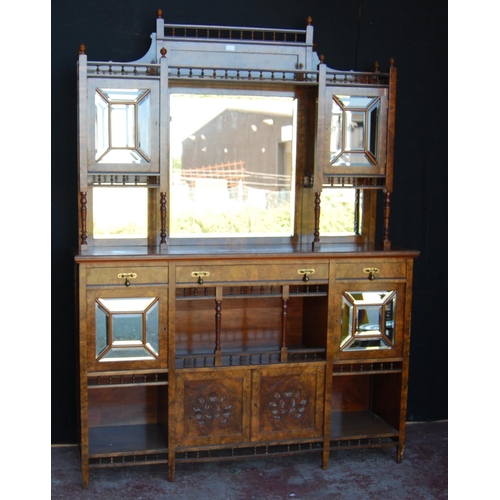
[184,108,292,141]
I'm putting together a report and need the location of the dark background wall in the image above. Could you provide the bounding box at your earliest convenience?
[51,0,447,444]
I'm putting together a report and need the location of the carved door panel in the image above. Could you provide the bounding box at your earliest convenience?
[251,365,325,442]
[175,368,252,447]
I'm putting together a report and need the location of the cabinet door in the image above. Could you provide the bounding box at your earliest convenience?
[251,365,325,442]
[86,78,160,174]
[86,286,168,371]
[174,368,252,448]
[321,86,389,178]
[333,281,406,359]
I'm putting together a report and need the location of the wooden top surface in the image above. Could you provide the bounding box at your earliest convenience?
[75,243,419,263]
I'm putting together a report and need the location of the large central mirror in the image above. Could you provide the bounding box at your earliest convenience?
[169,92,297,239]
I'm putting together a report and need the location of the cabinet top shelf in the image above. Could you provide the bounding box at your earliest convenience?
[74,243,419,262]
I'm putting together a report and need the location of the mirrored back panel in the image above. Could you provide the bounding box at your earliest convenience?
[169,91,297,239]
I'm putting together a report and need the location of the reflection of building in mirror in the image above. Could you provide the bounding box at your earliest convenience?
[181,109,293,194]
[169,94,297,237]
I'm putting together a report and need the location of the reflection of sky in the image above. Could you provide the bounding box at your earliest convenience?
[169,94,295,158]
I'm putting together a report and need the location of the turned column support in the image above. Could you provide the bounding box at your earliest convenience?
[383,191,392,250]
[214,287,223,366]
[312,191,321,250]
[280,286,289,362]
[80,191,88,246]
[160,192,167,244]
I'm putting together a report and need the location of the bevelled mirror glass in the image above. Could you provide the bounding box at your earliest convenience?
[341,290,396,351]
[95,88,151,164]
[330,95,380,167]
[169,92,297,238]
[95,297,159,361]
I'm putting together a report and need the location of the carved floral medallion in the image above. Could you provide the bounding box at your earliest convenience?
[193,392,233,426]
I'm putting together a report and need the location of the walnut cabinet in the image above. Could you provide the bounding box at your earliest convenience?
[75,11,418,487]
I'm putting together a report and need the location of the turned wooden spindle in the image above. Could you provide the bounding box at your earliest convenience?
[385,58,396,249]
[160,192,167,244]
[214,299,222,366]
[382,191,391,250]
[312,191,321,250]
[80,191,88,245]
[313,192,321,244]
[78,44,86,55]
[157,9,163,18]
[280,298,288,363]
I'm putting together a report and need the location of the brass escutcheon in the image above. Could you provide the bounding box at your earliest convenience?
[363,268,380,280]
[191,271,210,285]
[297,268,315,282]
[117,272,137,286]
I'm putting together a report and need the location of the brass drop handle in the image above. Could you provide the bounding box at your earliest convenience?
[297,269,315,282]
[117,272,137,286]
[363,268,380,280]
[191,271,210,285]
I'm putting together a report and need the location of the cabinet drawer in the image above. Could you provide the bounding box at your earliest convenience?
[176,262,329,285]
[86,265,168,285]
[335,261,406,280]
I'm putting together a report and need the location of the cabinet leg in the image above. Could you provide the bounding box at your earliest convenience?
[322,449,330,470]
[397,444,404,463]
[168,451,175,482]
[82,463,89,488]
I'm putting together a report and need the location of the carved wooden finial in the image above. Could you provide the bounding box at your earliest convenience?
[307,16,313,26]
[319,54,325,64]
[389,57,395,67]
[78,44,87,55]
[160,47,167,57]
[374,61,380,72]
[157,9,163,18]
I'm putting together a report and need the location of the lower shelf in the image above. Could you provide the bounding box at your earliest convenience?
[330,411,398,449]
[88,424,168,464]
[85,413,400,467]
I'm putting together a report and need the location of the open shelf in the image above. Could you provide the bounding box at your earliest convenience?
[329,411,399,451]
[330,411,398,440]
[89,424,168,457]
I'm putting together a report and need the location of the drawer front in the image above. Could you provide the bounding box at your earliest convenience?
[86,265,168,285]
[176,262,329,285]
[335,260,407,280]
